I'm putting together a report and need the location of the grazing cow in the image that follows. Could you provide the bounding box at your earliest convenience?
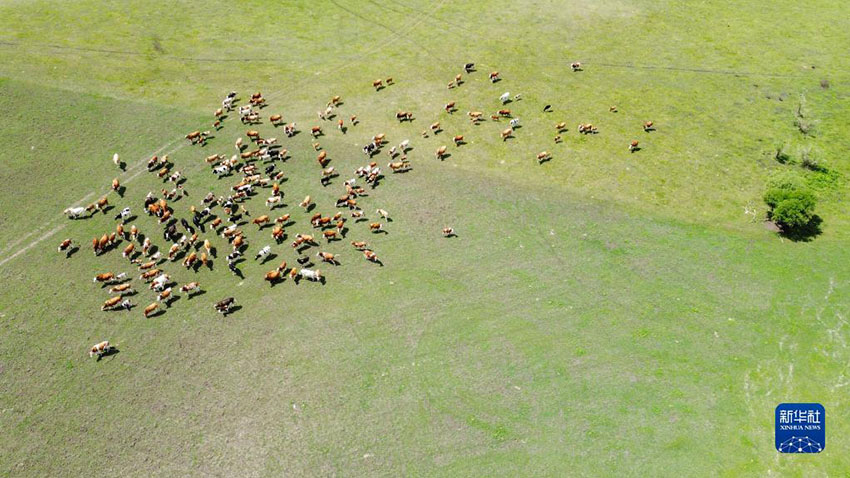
[64,206,87,219]
[386,77,393,85]
[430,122,441,133]
[629,140,639,152]
[143,302,158,318]
[445,101,456,113]
[376,208,389,220]
[556,122,567,132]
[643,121,654,132]
[577,123,597,134]
[185,131,201,143]
[609,105,618,113]
[140,269,161,281]
[270,114,283,126]
[276,214,290,224]
[311,126,322,137]
[317,251,338,265]
[272,226,285,243]
[500,92,511,104]
[253,215,270,228]
[122,243,135,258]
[93,272,115,283]
[536,151,551,164]
[181,282,201,296]
[543,104,552,113]
[231,235,244,251]
[436,145,447,160]
[255,245,271,260]
[90,341,110,358]
[264,265,286,285]
[96,196,109,213]
[151,273,170,291]
[110,283,134,295]
[369,222,383,233]
[351,241,368,250]
[58,239,74,255]
[138,260,156,271]
[442,227,456,237]
[363,249,379,263]
[388,161,411,173]
[372,79,383,90]
[509,118,520,128]
[111,178,121,193]
[328,95,341,107]
[467,111,483,121]
[112,153,121,168]
[183,252,197,268]
[489,71,500,82]
[115,207,131,222]
[299,195,312,210]
[464,62,475,72]
[501,128,513,141]
[157,287,172,305]
[570,62,582,71]
[101,296,123,311]
[246,130,260,141]
[300,269,322,282]
[322,230,337,242]
[498,109,511,117]
[453,135,464,146]
[215,297,235,314]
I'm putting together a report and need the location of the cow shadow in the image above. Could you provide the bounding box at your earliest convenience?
[96,348,120,361]
[65,246,79,258]
[440,153,452,161]
[223,305,242,316]
[260,253,277,265]
[305,203,317,213]
[147,309,165,318]
[116,186,126,197]
[187,290,206,300]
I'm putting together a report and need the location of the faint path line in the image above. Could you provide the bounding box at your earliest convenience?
[0,224,66,267]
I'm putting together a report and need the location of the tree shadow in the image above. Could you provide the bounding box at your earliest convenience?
[778,215,823,242]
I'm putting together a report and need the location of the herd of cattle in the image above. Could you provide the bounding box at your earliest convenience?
[67,61,653,359]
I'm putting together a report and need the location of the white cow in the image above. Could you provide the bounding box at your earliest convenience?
[255,245,271,260]
[500,92,511,104]
[64,206,87,219]
[266,196,281,208]
[398,139,410,151]
[151,273,170,291]
[510,118,520,128]
[300,269,322,281]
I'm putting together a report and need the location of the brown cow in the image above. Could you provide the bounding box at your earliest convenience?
[489,71,500,82]
[323,230,337,242]
[372,79,383,90]
[270,114,283,125]
[90,341,110,358]
[555,122,567,132]
[436,145,447,160]
[445,101,456,113]
[501,128,513,141]
[299,195,312,210]
[364,250,379,263]
[369,222,383,232]
[536,151,551,164]
[570,62,582,71]
[58,238,73,254]
[430,121,441,133]
[453,135,464,146]
[143,302,159,318]
[101,296,122,311]
[629,140,640,152]
[643,121,654,132]
[317,251,338,265]
[93,272,115,283]
[180,282,201,295]
[442,227,455,237]
[351,241,368,250]
[498,109,511,117]
[253,215,270,228]
[311,126,322,137]
[122,243,135,258]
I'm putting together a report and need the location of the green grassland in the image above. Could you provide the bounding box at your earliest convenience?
[0,1,848,476]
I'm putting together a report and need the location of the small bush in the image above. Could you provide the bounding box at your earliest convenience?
[763,174,817,229]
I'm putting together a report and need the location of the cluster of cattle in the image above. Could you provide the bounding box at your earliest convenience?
[79,60,656,360]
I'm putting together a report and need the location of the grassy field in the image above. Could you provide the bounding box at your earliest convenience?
[0,1,848,476]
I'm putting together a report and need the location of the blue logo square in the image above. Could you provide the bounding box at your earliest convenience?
[776,403,825,453]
